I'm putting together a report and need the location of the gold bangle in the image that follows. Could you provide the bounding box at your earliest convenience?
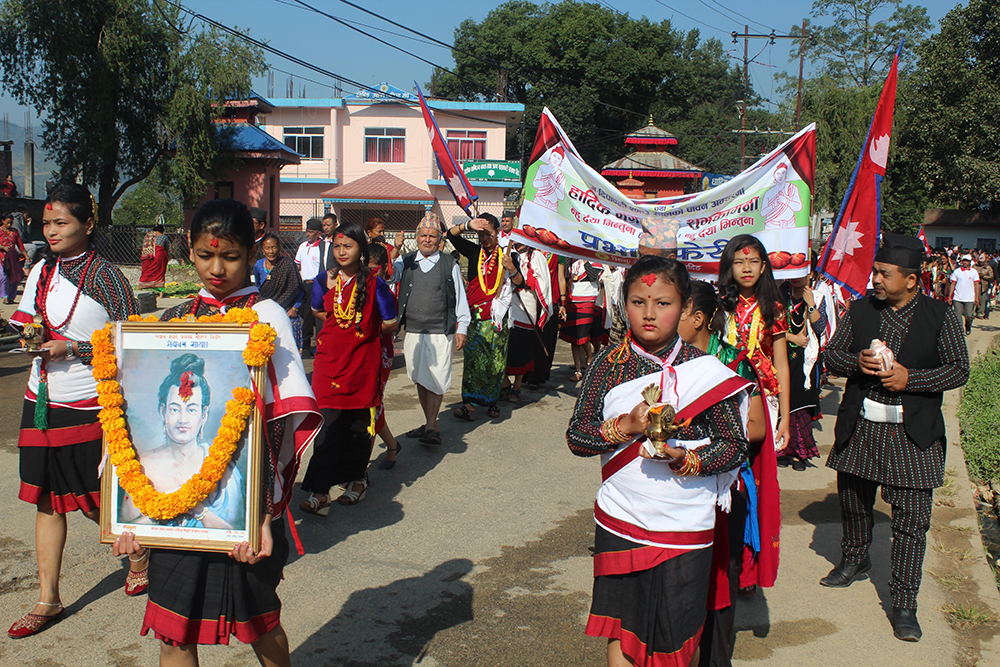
[672,449,701,476]
[601,416,629,444]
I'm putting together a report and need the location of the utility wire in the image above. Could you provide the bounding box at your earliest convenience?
[271,0,440,48]
[649,0,729,36]
[704,0,774,32]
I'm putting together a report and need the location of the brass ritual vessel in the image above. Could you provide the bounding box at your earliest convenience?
[20,316,45,352]
[641,384,684,456]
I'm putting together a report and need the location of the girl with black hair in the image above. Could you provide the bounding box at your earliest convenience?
[138,223,169,288]
[367,241,402,469]
[299,221,398,512]
[114,198,322,666]
[713,233,789,599]
[7,183,140,638]
[254,232,305,349]
[568,256,751,667]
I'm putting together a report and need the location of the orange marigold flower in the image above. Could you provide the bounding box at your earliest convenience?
[98,393,124,408]
[97,380,120,395]
[232,386,255,404]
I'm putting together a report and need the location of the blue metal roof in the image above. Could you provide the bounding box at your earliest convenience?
[218,124,301,162]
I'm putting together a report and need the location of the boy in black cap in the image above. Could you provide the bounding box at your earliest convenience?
[820,232,969,642]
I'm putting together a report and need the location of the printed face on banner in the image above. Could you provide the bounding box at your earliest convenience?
[515,110,814,280]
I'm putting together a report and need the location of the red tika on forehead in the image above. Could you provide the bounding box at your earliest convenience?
[641,273,657,286]
[45,203,53,210]
[741,246,752,255]
[209,238,219,247]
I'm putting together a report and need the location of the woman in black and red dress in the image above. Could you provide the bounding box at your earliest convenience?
[7,183,139,638]
[299,221,398,514]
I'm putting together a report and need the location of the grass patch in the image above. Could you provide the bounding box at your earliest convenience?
[944,603,997,629]
[959,342,1000,483]
[929,570,967,591]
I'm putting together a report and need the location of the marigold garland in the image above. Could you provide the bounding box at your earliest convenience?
[91,308,277,521]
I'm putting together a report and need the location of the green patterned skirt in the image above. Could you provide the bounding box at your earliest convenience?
[462,316,510,407]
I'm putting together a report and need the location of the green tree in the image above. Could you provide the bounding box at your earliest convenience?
[896,0,1000,212]
[802,0,930,87]
[430,0,753,175]
[0,0,265,225]
[113,169,183,229]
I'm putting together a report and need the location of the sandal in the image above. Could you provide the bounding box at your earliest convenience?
[419,429,442,445]
[499,385,512,401]
[508,389,521,403]
[8,603,63,639]
[404,425,426,438]
[338,475,369,506]
[487,405,501,418]
[300,493,332,516]
[378,442,402,470]
[571,370,583,382]
[453,405,474,421]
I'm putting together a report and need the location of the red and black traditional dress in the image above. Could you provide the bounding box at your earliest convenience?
[300,269,397,493]
[138,231,169,287]
[561,259,605,346]
[505,247,552,377]
[11,251,138,512]
[567,337,751,667]
[721,294,787,592]
[142,288,322,647]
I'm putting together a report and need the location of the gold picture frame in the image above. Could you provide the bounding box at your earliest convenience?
[99,321,265,553]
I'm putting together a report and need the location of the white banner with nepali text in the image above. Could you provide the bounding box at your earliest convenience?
[514,108,816,280]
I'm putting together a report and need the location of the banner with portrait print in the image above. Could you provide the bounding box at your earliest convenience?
[514,108,816,280]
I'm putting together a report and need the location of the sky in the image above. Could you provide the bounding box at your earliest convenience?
[0,0,965,149]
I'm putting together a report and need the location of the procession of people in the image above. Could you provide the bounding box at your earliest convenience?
[0,193,976,667]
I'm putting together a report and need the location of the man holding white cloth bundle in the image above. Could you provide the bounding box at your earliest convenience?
[389,213,470,445]
[821,233,969,642]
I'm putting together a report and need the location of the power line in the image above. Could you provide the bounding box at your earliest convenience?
[704,0,774,32]
[649,0,729,36]
[270,0,440,48]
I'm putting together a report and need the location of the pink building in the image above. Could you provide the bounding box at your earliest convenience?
[183,94,300,229]
[261,83,524,230]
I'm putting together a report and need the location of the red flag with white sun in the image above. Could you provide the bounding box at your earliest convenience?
[817,43,902,298]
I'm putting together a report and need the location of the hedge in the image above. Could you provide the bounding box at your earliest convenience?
[959,340,1000,483]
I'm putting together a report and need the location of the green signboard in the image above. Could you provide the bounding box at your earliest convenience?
[461,160,522,182]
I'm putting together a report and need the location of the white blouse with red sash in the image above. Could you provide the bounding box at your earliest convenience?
[596,340,752,550]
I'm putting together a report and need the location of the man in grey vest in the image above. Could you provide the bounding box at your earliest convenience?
[820,233,969,642]
[389,213,470,445]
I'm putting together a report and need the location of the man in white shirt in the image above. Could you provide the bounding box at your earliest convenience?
[294,217,324,355]
[948,253,980,336]
[498,211,516,249]
[388,213,471,445]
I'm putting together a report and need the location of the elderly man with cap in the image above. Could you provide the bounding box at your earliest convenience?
[294,217,324,356]
[388,213,470,444]
[947,252,980,335]
[820,232,969,642]
[498,211,516,249]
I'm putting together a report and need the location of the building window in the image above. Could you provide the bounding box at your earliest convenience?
[977,238,996,252]
[446,130,486,161]
[935,237,952,249]
[214,182,234,200]
[283,127,324,160]
[365,128,405,163]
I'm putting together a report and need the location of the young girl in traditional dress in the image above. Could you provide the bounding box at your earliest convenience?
[298,222,398,512]
[678,280,766,666]
[113,198,322,666]
[568,256,752,667]
[712,234,790,599]
[8,184,140,638]
[368,242,401,470]
[780,273,827,470]
[560,259,604,381]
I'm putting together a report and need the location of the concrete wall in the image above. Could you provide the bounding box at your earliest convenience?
[924,225,1000,251]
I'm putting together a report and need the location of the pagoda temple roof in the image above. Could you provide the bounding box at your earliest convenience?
[625,118,678,146]
[602,151,702,179]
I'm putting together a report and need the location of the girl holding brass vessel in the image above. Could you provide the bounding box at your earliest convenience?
[567,256,752,667]
[7,183,139,639]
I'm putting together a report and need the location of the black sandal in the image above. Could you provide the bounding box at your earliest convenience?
[419,429,442,445]
[378,442,402,470]
[453,405,474,421]
[499,385,512,401]
[404,425,426,438]
[487,404,501,418]
[508,389,521,403]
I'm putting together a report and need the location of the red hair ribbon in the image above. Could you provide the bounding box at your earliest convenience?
[178,371,195,401]
[641,273,657,286]
[209,238,219,247]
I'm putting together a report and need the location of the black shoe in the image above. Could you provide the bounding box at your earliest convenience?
[792,458,806,471]
[891,607,921,642]
[819,556,872,587]
[776,454,792,467]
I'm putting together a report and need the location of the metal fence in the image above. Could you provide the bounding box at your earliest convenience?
[96,228,310,266]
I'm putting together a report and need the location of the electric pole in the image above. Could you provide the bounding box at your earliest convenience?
[732,25,812,169]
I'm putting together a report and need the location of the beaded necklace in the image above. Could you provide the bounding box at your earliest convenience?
[37,251,97,332]
[477,246,503,296]
[333,272,362,328]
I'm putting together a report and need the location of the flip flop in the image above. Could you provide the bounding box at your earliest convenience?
[419,430,442,445]
[404,426,426,438]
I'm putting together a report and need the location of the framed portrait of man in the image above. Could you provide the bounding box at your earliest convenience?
[99,322,265,553]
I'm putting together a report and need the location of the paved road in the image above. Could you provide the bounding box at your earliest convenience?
[0,297,998,666]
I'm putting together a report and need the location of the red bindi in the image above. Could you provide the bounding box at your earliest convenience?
[641,273,657,286]
[209,238,219,247]
[45,203,53,210]
[741,247,752,256]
